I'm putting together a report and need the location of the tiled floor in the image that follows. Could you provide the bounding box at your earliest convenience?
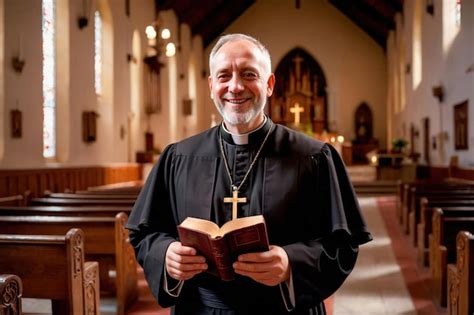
[126,273,170,315]
[330,196,448,315]
[333,197,417,315]
[377,196,447,315]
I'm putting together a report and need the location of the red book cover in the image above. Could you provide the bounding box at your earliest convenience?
[177,215,269,281]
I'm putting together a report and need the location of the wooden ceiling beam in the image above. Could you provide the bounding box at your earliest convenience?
[156,0,402,49]
[194,0,255,47]
[180,1,224,29]
[329,0,390,47]
[155,0,176,11]
[357,0,398,25]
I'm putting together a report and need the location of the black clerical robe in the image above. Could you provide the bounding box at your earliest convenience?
[126,119,372,314]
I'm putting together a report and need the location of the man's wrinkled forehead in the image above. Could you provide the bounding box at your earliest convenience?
[210,40,265,74]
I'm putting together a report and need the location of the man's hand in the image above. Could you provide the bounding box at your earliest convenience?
[233,245,290,286]
[165,241,208,281]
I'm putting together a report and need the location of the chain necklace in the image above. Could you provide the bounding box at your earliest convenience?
[219,121,274,220]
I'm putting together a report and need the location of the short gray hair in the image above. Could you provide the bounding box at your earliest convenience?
[209,33,272,77]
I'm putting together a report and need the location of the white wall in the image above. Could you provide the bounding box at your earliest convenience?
[0,0,5,160]
[2,0,43,167]
[0,0,155,169]
[390,0,474,167]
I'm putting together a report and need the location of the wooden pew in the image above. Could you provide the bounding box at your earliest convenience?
[447,231,474,315]
[430,209,474,306]
[0,195,24,207]
[397,180,459,224]
[0,229,100,314]
[399,181,474,229]
[0,205,132,217]
[44,192,137,200]
[0,274,23,315]
[76,189,140,196]
[352,180,397,196]
[0,213,137,315]
[85,180,143,194]
[30,197,135,207]
[409,194,474,244]
[403,185,474,234]
[417,203,474,266]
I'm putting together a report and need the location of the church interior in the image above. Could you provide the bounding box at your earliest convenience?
[0,0,473,314]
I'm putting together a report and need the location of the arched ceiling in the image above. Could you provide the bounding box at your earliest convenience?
[155,0,404,48]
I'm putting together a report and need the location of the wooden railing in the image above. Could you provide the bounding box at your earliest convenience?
[0,164,142,198]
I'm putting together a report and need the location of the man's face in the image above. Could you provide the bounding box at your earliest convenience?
[208,40,275,128]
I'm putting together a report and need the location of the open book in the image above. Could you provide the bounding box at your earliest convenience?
[177,215,269,281]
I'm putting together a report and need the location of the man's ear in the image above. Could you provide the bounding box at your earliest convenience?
[266,73,275,97]
[208,76,214,99]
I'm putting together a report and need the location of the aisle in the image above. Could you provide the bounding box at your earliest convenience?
[126,270,169,315]
[333,197,416,315]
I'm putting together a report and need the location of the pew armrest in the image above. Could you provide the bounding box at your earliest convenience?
[417,223,428,267]
[434,245,448,306]
[447,263,459,315]
[0,274,23,315]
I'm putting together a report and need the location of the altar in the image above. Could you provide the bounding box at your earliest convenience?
[268,48,328,134]
[371,152,417,181]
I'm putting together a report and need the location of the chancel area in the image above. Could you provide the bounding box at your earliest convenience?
[0,0,473,314]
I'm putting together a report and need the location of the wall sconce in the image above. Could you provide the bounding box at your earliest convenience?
[145,23,176,60]
[78,16,88,29]
[432,85,444,102]
[426,0,434,15]
[127,53,137,64]
[11,109,22,138]
[12,33,25,73]
[12,57,25,73]
[78,0,92,29]
[466,64,474,73]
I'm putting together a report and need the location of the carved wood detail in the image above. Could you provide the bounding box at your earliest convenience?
[0,274,22,315]
[72,229,85,279]
[448,264,460,313]
[84,262,99,315]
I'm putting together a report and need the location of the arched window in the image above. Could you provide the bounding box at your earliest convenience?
[455,0,462,27]
[94,10,102,96]
[42,0,56,158]
[443,0,462,53]
[412,0,422,90]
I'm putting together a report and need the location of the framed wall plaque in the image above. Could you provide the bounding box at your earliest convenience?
[454,100,468,150]
[11,109,22,138]
[82,111,98,143]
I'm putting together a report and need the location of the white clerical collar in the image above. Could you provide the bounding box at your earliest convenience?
[222,116,268,145]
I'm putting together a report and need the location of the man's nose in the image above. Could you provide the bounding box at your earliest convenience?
[228,75,244,93]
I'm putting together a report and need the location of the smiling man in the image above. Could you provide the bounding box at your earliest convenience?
[208,36,274,133]
[127,33,372,315]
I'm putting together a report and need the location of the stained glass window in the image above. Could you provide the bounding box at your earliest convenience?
[455,0,462,27]
[94,10,102,95]
[412,0,422,89]
[42,0,55,158]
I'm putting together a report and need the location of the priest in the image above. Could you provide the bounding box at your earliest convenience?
[126,33,372,315]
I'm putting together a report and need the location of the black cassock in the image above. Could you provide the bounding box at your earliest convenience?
[126,118,372,315]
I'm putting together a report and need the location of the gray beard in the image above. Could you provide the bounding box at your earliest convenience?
[216,101,266,126]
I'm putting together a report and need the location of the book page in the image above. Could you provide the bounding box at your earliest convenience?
[179,215,265,238]
[179,217,220,237]
[219,215,265,236]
